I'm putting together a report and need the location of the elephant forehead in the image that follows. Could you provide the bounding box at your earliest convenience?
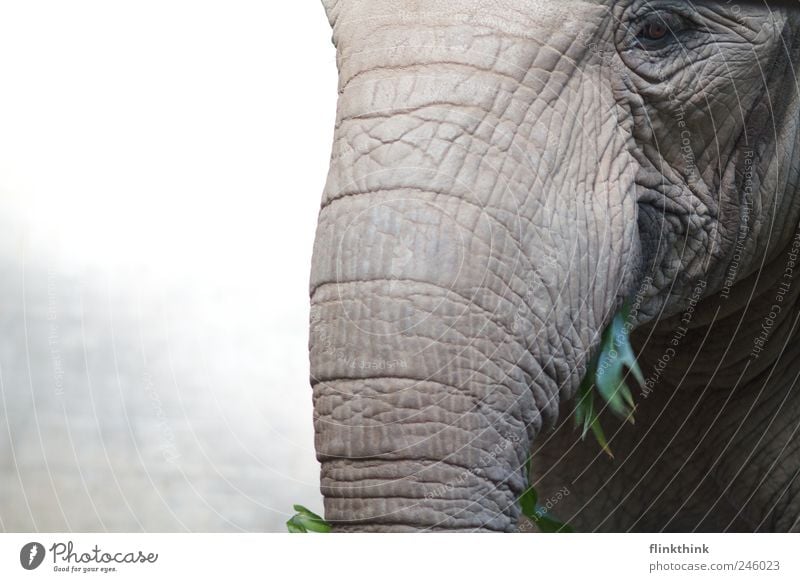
[328,3,616,97]
[326,0,611,41]
[328,0,598,17]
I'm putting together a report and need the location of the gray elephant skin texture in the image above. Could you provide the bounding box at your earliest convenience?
[308,0,800,532]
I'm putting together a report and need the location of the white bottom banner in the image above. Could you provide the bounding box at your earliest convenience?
[1,533,797,581]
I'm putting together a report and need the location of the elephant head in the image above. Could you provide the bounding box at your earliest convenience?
[308,0,800,531]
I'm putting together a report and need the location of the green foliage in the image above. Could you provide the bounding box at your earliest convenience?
[286,504,332,533]
[519,458,574,533]
[574,302,644,457]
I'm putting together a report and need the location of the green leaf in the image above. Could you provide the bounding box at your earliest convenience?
[286,505,332,533]
[519,485,538,518]
[595,326,633,419]
[520,458,573,532]
[589,413,613,459]
[575,374,594,439]
[573,300,643,456]
[574,369,612,457]
[293,504,325,521]
[519,456,539,516]
[295,514,332,533]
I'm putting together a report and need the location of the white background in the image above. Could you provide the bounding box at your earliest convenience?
[1,533,798,581]
[0,1,337,531]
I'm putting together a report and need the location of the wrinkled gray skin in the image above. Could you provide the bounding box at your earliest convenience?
[309,0,800,531]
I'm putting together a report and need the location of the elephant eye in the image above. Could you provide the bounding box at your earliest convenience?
[633,12,685,50]
[642,21,668,42]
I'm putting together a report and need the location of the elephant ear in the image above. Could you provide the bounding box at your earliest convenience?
[574,302,644,457]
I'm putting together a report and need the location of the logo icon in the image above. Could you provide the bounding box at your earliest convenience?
[20,542,46,570]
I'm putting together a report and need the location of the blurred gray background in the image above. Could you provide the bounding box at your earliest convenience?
[0,1,334,531]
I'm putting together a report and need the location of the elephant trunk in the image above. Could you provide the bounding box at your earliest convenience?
[310,0,643,531]
[310,195,544,530]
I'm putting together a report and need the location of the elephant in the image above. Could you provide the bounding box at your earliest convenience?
[308,0,800,532]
